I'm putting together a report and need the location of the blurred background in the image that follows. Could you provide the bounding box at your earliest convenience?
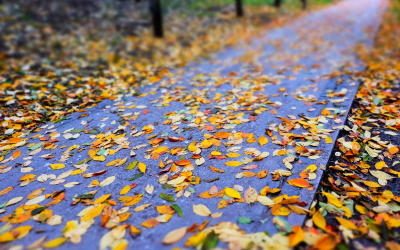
[0,0,334,71]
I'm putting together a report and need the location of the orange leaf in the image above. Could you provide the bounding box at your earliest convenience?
[217,200,229,209]
[175,159,191,166]
[8,137,22,144]
[271,205,291,216]
[156,205,175,215]
[209,166,224,173]
[288,178,311,188]
[12,150,21,159]
[289,225,304,247]
[198,191,217,199]
[215,131,230,139]
[314,235,336,250]
[257,170,268,179]
[0,187,13,197]
[241,172,256,178]
[389,147,399,155]
[141,218,159,228]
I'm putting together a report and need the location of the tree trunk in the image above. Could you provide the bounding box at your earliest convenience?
[301,0,307,10]
[236,0,244,17]
[274,0,282,8]
[150,0,163,38]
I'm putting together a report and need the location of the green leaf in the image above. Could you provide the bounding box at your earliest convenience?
[203,177,219,183]
[0,201,7,209]
[31,206,46,216]
[97,148,106,156]
[160,193,175,202]
[162,183,174,189]
[76,194,95,199]
[128,172,144,181]
[70,129,84,133]
[382,220,388,241]
[201,231,218,250]
[237,217,252,224]
[171,204,182,216]
[74,158,91,166]
[29,142,44,150]
[273,216,292,233]
[1,150,11,156]
[126,161,138,170]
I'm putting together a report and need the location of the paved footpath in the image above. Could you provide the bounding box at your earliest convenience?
[0,0,388,249]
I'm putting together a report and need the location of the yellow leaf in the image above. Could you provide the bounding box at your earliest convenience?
[247,134,257,143]
[185,231,205,247]
[258,136,268,146]
[81,205,104,221]
[106,159,121,167]
[43,237,67,248]
[99,176,115,187]
[312,211,326,230]
[322,192,343,207]
[0,232,14,243]
[124,194,143,206]
[225,187,241,199]
[130,225,141,236]
[93,194,111,204]
[50,164,65,170]
[115,157,127,167]
[225,161,242,167]
[92,155,105,161]
[120,186,131,195]
[336,217,357,230]
[355,204,367,214]
[118,213,131,223]
[192,204,211,217]
[226,153,241,158]
[87,180,99,187]
[362,180,381,188]
[325,137,333,144]
[138,162,146,173]
[162,227,187,245]
[375,161,386,169]
[306,164,317,172]
[54,84,67,91]
[188,144,197,152]
[134,203,152,212]
[288,205,309,215]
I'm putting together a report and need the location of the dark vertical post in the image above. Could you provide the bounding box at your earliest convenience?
[274,0,282,8]
[236,0,244,17]
[150,0,163,38]
[300,0,307,9]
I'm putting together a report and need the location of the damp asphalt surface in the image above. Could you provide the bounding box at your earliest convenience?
[0,0,389,249]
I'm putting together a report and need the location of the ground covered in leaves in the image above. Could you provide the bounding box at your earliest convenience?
[1,0,400,250]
